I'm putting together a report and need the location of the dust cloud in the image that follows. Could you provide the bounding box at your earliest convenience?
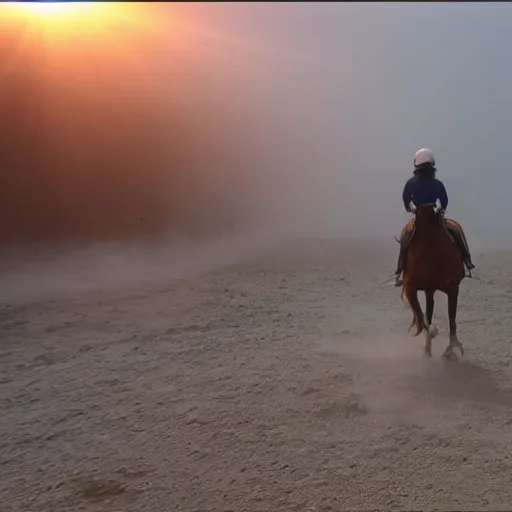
[1,2,511,297]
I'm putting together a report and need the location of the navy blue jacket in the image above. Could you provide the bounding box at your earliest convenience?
[402,174,448,212]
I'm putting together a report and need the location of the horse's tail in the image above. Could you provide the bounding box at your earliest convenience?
[403,284,427,336]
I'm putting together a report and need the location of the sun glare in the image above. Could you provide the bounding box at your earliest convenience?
[12,2,79,15]
[0,1,191,95]
[0,2,151,41]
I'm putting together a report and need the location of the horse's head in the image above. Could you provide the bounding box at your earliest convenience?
[413,202,443,230]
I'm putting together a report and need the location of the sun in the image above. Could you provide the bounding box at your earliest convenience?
[2,1,107,21]
[0,2,150,41]
[0,1,192,93]
[10,2,84,15]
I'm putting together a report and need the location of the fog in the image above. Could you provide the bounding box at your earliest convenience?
[184,2,512,241]
[1,2,511,263]
[183,2,512,240]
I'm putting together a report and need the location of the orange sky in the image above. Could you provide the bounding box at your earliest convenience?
[0,3,260,245]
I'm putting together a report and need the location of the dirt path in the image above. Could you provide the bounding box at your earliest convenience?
[1,238,512,511]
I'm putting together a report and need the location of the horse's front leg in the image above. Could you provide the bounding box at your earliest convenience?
[443,286,464,360]
[424,290,438,357]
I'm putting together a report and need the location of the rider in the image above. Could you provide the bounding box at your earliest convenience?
[393,148,475,287]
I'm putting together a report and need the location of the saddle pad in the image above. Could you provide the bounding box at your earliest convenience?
[400,218,416,246]
[399,217,469,254]
[445,218,471,255]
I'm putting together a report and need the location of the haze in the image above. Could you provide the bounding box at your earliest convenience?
[0,2,510,295]
[180,2,511,240]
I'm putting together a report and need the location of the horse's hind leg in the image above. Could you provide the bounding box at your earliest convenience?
[424,290,438,357]
[443,286,464,360]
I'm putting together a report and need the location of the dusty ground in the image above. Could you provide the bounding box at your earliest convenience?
[2,236,512,511]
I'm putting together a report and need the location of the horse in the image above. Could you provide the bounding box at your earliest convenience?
[399,202,468,359]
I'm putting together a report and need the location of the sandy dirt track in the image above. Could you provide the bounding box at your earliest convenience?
[2,237,512,511]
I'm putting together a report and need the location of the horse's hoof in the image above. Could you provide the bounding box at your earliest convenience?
[427,324,439,339]
[423,350,432,359]
[442,350,459,362]
[449,341,464,357]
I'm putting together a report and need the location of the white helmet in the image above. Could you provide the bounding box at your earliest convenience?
[414,148,436,167]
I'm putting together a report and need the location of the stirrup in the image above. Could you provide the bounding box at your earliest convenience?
[393,275,403,287]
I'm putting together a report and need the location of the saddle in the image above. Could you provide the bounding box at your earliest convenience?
[400,217,469,252]
[399,216,472,276]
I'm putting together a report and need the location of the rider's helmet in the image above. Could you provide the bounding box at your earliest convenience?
[414,148,436,169]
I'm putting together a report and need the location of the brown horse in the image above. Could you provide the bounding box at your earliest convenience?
[400,203,468,359]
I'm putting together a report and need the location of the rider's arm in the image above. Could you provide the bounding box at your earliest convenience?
[437,181,448,211]
[402,179,413,212]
